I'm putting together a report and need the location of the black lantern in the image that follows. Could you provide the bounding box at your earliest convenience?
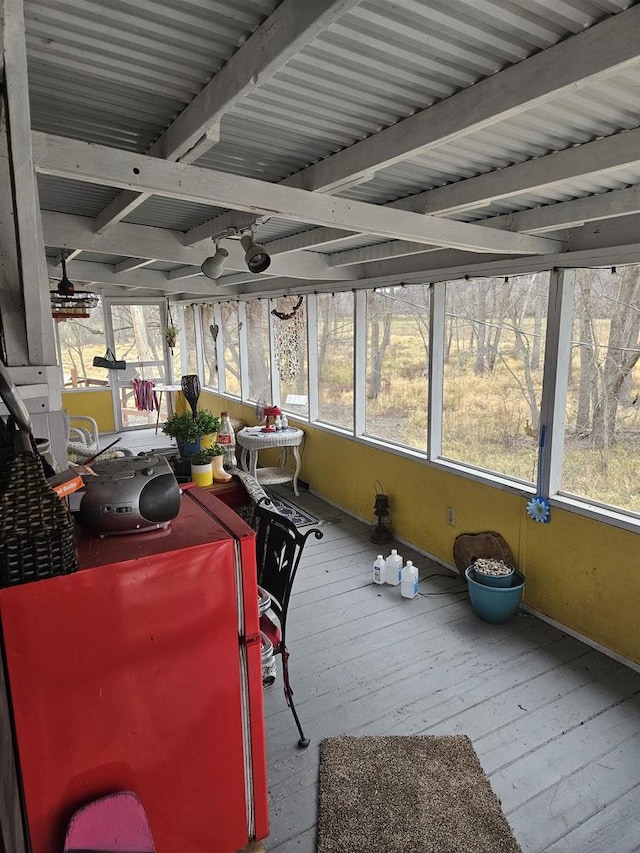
[370,483,393,544]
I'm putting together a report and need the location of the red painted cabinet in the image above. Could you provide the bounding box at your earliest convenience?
[0,489,268,853]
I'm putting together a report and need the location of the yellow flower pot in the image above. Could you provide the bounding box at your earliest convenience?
[200,432,218,451]
[191,461,213,487]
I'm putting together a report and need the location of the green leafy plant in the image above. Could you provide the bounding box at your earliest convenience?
[190,450,213,466]
[161,410,221,443]
[163,325,180,347]
[207,443,225,457]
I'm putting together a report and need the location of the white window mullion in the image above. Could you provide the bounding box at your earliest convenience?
[428,282,445,460]
[193,304,204,382]
[354,290,366,437]
[307,293,319,423]
[238,300,249,401]
[269,298,281,407]
[103,297,120,431]
[539,268,575,498]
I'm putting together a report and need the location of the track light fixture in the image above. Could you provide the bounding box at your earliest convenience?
[201,244,229,280]
[241,233,271,274]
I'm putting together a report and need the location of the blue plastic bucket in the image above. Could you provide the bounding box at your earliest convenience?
[465,566,525,624]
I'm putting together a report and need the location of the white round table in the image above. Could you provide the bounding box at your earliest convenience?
[236,427,305,496]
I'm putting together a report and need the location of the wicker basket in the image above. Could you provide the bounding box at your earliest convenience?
[0,451,78,587]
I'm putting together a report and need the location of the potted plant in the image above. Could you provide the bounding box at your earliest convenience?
[161,410,221,459]
[163,324,180,349]
[190,450,213,487]
[465,558,525,624]
[209,443,232,482]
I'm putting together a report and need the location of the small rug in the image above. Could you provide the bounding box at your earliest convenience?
[317,735,522,853]
[264,488,319,528]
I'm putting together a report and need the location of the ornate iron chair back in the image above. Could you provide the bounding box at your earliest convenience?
[251,496,323,747]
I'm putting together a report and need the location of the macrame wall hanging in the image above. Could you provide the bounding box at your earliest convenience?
[271,296,305,381]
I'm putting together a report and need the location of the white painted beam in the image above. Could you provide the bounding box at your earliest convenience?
[262,131,640,262]
[2,0,55,366]
[41,210,357,281]
[93,0,362,232]
[47,260,225,297]
[398,128,640,217]
[328,186,640,267]
[193,5,640,242]
[33,133,564,256]
[113,258,155,273]
[281,5,640,194]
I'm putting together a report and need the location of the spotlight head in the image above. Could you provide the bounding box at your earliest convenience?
[201,247,229,280]
[241,234,271,274]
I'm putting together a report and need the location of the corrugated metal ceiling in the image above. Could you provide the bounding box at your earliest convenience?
[27,0,639,264]
[25,0,280,151]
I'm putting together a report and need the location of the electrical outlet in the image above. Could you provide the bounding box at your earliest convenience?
[446,507,456,526]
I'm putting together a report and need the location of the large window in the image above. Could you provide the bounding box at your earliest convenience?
[181,305,197,376]
[220,302,241,396]
[317,292,354,430]
[562,266,640,513]
[200,260,639,529]
[441,273,549,482]
[56,300,110,388]
[365,285,429,450]
[274,296,308,417]
[246,299,271,404]
[200,304,219,390]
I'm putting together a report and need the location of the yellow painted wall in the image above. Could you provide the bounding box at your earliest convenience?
[62,389,116,433]
[73,386,638,663]
[204,393,639,665]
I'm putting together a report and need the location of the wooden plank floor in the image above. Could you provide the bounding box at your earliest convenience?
[261,486,640,853]
[106,432,640,851]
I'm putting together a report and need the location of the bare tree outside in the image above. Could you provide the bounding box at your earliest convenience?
[56,301,110,387]
[442,273,549,482]
[317,292,354,430]
[220,302,241,396]
[365,286,430,450]
[245,299,271,403]
[200,304,219,390]
[563,265,640,511]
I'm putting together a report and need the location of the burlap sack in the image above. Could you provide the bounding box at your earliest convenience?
[453,531,516,579]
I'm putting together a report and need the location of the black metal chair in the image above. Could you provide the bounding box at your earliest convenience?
[251,497,323,748]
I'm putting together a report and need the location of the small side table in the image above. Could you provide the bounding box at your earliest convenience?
[237,427,305,496]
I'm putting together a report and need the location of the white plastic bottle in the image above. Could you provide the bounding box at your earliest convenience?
[385,549,402,586]
[401,560,419,599]
[373,555,386,585]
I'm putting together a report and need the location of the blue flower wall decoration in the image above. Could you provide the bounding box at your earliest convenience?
[526,496,551,524]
